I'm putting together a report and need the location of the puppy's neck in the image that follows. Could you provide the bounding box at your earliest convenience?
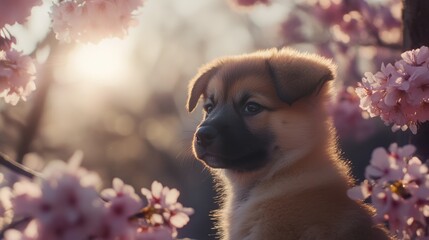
[211,168,261,204]
[217,130,342,205]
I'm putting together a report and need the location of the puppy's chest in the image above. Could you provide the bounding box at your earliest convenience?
[223,192,265,240]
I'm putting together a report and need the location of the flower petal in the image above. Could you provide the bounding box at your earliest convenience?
[165,188,180,206]
[170,212,190,228]
[347,182,371,201]
[151,181,163,199]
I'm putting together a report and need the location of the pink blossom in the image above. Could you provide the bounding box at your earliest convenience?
[349,143,429,239]
[98,178,142,239]
[281,14,306,45]
[0,0,42,27]
[4,153,193,239]
[36,175,104,240]
[0,184,12,227]
[403,157,429,196]
[365,145,406,182]
[303,0,349,25]
[406,61,429,106]
[51,0,145,43]
[364,143,415,183]
[361,0,401,32]
[284,0,400,47]
[50,1,83,43]
[355,46,429,134]
[4,229,36,240]
[370,184,411,235]
[41,151,102,189]
[0,29,16,51]
[388,143,416,160]
[11,180,42,218]
[140,181,175,226]
[347,180,372,201]
[383,62,410,91]
[10,153,105,240]
[402,46,429,66]
[0,49,36,105]
[141,181,175,215]
[141,181,194,230]
[101,178,140,203]
[416,103,429,124]
[329,86,376,141]
[4,220,39,240]
[334,11,371,44]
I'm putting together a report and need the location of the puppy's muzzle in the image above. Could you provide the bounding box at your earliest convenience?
[195,126,218,147]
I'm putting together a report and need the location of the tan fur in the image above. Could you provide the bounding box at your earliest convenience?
[188,48,393,240]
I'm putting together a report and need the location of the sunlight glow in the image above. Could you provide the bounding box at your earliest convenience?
[66,39,133,86]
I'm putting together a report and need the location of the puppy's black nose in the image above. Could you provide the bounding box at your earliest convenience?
[196,126,217,147]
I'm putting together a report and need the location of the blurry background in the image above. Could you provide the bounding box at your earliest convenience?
[0,0,404,239]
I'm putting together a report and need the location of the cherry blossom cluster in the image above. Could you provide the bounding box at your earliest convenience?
[0,45,37,105]
[277,0,403,93]
[0,0,148,106]
[314,0,400,45]
[355,46,429,134]
[328,86,376,141]
[0,153,193,240]
[281,0,401,47]
[0,0,40,105]
[1,0,39,106]
[51,0,145,43]
[0,0,42,27]
[348,143,429,239]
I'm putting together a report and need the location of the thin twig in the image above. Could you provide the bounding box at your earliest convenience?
[0,153,42,179]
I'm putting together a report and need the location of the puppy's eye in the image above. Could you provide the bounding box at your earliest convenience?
[243,102,263,115]
[204,103,214,114]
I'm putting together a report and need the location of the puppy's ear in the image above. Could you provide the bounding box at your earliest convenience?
[266,48,336,104]
[187,64,220,112]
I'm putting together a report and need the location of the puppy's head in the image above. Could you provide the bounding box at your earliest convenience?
[187,48,336,173]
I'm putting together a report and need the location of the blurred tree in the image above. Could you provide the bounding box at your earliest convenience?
[403,0,429,159]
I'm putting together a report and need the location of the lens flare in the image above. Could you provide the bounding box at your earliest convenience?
[66,39,132,86]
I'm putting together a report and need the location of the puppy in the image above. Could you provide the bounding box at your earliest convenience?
[187,48,392,240]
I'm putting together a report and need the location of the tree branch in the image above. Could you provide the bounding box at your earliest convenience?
[15,32,57,164]
[0,153,42,179]
[403,0,429,159]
